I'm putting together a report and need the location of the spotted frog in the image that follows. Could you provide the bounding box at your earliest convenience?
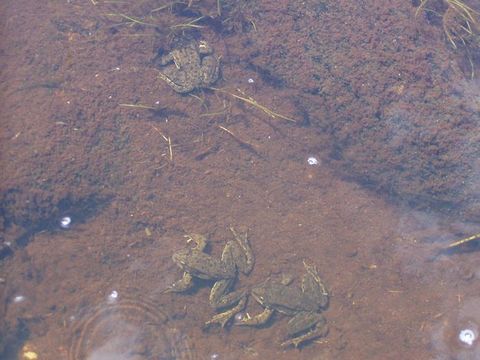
[166,227,254,327]
[237,261,329,347]
[158,40,220,93]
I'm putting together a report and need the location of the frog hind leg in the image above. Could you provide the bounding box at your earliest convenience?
[209,278,246,309]
[205,278,247,327]
[301,260,329,308]
[228,227,255,275]
[201,55,220,86]
[158,70,194,93]
[164,272,194,293]
[281,312,328,348]
[205,297,246,328]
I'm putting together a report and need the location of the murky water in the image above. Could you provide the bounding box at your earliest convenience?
[1,0,480,359]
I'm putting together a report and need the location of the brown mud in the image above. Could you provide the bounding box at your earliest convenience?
[1,0,480,359]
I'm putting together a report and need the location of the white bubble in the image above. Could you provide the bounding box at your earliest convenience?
[13,295,25,303]
[247,78,255,83]
[107,290,119,304]
[459,328,477,346]
[60,216,72,229]
[210,353,219,360]
[307,156,319,165]
[234,312,245,322]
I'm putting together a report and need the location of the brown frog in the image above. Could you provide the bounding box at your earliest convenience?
[158,40,220,93]
[237,261,329,348]
[165,228,254,327]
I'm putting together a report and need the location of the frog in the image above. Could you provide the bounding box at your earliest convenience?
[165,227,254,327]
[158,40,220,93]
[237,261,329,348]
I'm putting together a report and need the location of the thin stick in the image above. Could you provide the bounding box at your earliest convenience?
[210,87,296,122]
[167,136,173,161]
[415,0,429,17]
[170,16,205,30]
[150,125,173,161]
[199,110,227,117]
[119,103,157,110]
[446,232,480,248]
[106,13,157,27]
[151,3,179,13]
[218,125,259,155]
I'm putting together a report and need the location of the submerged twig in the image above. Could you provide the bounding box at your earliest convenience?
[446,232,480,248]
[106,13,158,27]
[119,103,157,110]
[210,87,296,122]
[170,16,205,30]
[218,125,260,155]
[150,124,173,162]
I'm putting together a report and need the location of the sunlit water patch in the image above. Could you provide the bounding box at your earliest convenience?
[69,298,193,360]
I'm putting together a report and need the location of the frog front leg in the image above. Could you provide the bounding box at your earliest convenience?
[223,227,255,275]
[236,307,275,326]
[164,233,207,293]
[200,55,220,87]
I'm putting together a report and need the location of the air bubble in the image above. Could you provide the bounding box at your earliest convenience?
[234,312,245,322]
[13,295,26,303]
[459,328,477,347]
[107,290,119,304]
[307,156,319,165]
[60,216,72,229]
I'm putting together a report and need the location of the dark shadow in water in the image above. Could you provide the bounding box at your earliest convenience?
[427,240,480,262]
[0,192,111,259]
[439,240,480,256]
[246,62,287,89]
[0,318,30,360]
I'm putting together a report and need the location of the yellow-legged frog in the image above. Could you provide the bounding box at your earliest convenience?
[166,227,254,327]
[158,40,219,93]
[237,261,329,347]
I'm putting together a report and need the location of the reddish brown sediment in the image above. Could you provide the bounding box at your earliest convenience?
[1,0,480,359]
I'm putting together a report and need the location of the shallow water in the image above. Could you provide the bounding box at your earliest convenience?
[1,0,480,359]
